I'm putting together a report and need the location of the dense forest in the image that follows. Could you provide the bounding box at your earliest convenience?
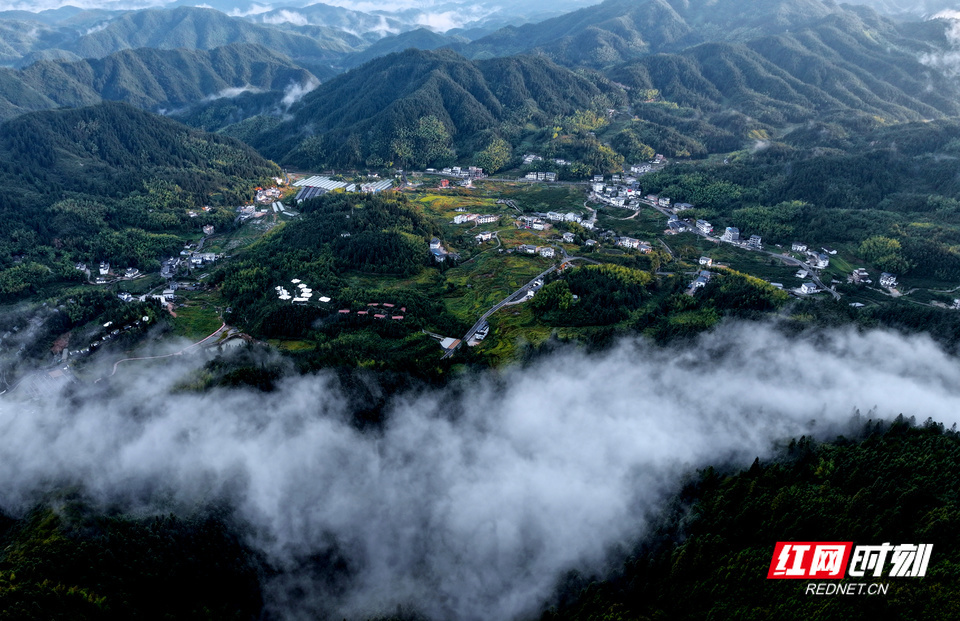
[215,191,467,377]
[235,49,625,171]
[0,102,278,297]
[0,43,316,121]
[543,418,960,621]
[2,415,958,620]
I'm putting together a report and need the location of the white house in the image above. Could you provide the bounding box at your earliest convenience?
[699,256,713,267]
[539,247,556,258]
[475,231,495,243]
[809,253,830,269]
[476,214,498,224]
[562,232,576,243]
[617,237,642,249]
[791,242,807,252]
[800,282,818,294]
[880,272,898,288]
[721,227,739,242]
[696,220,713,234]
[658,197,671,208]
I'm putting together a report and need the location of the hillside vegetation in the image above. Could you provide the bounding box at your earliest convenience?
[240,49,625,170]
[544,418,960,621]
[0,43,317,121]
[0,102,278,297]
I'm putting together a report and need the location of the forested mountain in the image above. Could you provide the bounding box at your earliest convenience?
[608,11,960,131]
[239,49,624,169]
[0,6,363,70]
[65,7,358,64]
[0,43,317,122]
[0,102,278,289]
[457,0,846,67]
[545,419,960,621]
[340,28,467,70]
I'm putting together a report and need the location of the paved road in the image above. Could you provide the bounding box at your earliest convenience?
[442,256,599,359]
[442,266,557,359]
[101,322,228,379]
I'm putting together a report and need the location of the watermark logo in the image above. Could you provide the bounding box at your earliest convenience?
[767,542,932,594]
[768,542,852,579]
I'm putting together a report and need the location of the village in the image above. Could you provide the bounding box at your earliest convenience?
[37,153,950,380]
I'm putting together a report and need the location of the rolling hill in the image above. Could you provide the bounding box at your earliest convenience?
[457,0,846,67]
[0,102,279,275]
[0,43,318,122]
[237,48,624,169]
[610,14,960,127]
[340,28,467,70]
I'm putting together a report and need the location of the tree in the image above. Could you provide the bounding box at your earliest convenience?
[475,138,512,174]
[859,236,911,274]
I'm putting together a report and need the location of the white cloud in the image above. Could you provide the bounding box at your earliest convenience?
[280,75,320,108]
[920,16,960,78]
[2,323,960,619]
[259,9,308,26]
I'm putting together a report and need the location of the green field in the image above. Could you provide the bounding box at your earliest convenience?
[443,252,551,322]
[170,290,223,339]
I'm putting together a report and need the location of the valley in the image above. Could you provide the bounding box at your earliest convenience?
[1,1,960,620]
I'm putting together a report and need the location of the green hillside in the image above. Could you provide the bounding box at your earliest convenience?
[0,102,278,293]
[544,419,960,621]
[340,28,465,69]
[241,49,624,170]
[601,12,960,156]
[458,0,845,67]
[0,43,317,121]
[64,6,357,65]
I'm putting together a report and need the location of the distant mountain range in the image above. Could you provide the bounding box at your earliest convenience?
[0,0,956,171]
[0,43,317,121]
[235,48,621,168]
[608,9,960,125]
[453,0,938,68]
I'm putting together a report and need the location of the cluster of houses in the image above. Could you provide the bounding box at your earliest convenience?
[452,212,500,225]
[256,186,282,204]
[616,237,652,252]
[430,237,459,262]
[592,176,642,207]
[688,270,714,294]
[178,243,219,272]
[337,302,407,321]
[75,262,142,285]
[438,166,484,179]
[517,211,593,232]
[714,226,762,249]
[516,244,557,258]
[850,268,897,288]
[78,316,152,356]
[160,257,181,279]
[792,242,831,269]
[524,171,558,182]
[236,204,270,222]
